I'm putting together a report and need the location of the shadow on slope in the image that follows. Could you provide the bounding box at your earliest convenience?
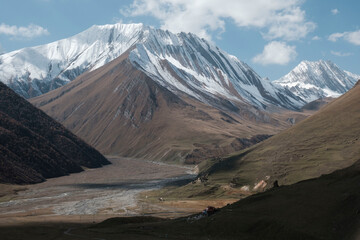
[0,82,109,184]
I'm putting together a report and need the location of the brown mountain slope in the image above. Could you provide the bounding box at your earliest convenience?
[301,97,334,111]
[196,80,360,190]
[0,82,110,184]
[31,53,296,163]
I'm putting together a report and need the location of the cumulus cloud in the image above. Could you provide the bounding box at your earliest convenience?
[312,36,321,41]
[346,30,360,45]
[0,23,49,39]
[331,9,339,15]
[252,41,297,65]
[263,7,316,41]
[122,0,315,41]
[329,30,360,45]
[330,51,353,57]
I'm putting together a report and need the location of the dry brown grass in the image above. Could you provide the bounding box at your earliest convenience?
[201,81,360,188]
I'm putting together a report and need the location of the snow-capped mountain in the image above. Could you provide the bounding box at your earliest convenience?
[127,29,304,110]
[274,60,360,103]
[0,23,303,110]
[0,24,145,98]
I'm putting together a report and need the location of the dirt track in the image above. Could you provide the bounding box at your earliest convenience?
[0,157,198,225]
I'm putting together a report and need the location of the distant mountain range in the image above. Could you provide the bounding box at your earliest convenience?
[0,82,109,184]
[2,23,359,163]
[1,23,304,111]
[14,23,355,162]
[274,60,360,102]
[30,50,283,162]
[1,23,358,109]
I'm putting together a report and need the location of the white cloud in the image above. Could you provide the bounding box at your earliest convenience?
[263,7,316,41]
[312,36,321,41]
[330,51,353,57]
[0,23,49,39]
[122,0,315,41]
[329,30,360,45]
[346,30,360,45]
[331,9,339,15]
[252,41,297,65]
[328,32,345,42]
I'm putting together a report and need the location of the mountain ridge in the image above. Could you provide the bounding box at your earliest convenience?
[274,60,360,102]
[1,23,304,111]
[31,49,293,162]
[0,23,145,98]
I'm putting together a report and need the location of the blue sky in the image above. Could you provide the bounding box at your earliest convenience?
[0,0,359,80]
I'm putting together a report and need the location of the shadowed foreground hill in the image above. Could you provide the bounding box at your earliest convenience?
[0,82,110,184]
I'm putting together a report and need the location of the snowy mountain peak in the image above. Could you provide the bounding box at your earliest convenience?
[128,26,304,110]
[274,60,360,102]
[0,23,304,110]
[75,22,146,43]
[94,22,144,29]
[0,23,149,98]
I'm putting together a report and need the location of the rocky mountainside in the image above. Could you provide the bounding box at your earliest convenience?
[0,82,110,184]
[31,52,291,163]
[274,60,359,102]
[126,27,304,110]
[1,23,303,111]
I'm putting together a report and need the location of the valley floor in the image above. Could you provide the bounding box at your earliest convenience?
[0,157,195,225]
[0,157,234,227]
[1,157,359,240]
